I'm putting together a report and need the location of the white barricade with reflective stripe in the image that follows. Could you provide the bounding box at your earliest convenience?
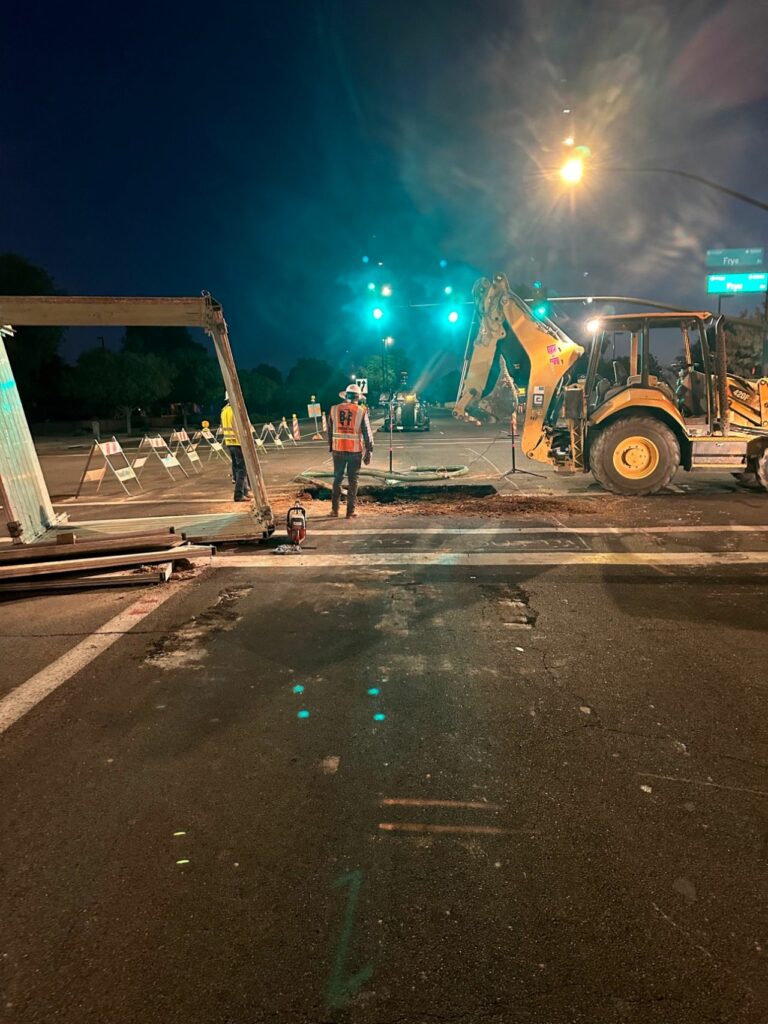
[138,434,189,481]
[192,427,228,461]
[75,437,143,498]
[276,417,296,445]
[170,429,204,474]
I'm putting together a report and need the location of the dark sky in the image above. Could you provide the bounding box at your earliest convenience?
[2,0,766,375]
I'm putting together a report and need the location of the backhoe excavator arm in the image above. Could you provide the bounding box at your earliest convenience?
[454,274,585,463]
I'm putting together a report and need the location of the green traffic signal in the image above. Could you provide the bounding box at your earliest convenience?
[532,301,551,319]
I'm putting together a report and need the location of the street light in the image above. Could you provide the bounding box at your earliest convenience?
[372,307,384,320]
[381,283,393,297]
[447,309,460,323]
[559,157,584,184]
[558,157,768,213]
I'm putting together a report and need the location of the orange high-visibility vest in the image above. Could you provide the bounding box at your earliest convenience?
[331,402,365,453]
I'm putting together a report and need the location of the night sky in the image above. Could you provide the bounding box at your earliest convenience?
[2,0,766,375]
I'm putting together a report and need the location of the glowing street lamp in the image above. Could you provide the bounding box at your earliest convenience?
[381,283,393,297]
[372,307,384,320]
[447,310,460,323]
[560,157,584,184]
[444,285,453,295]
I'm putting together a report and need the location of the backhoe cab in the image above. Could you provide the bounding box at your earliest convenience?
[455,274,768,495]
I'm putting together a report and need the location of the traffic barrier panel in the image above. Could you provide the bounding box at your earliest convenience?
[276,417,297,445]
[138,434,190,481]
[75,437,144,498]
[192,426,228,462]
[170,428,204,474]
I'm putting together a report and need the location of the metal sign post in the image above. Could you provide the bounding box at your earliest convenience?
[388,399,395,474]
[308,396,323,440]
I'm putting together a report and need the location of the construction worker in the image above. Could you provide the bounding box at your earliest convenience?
[328,383,373,518]
[220,394,252,502]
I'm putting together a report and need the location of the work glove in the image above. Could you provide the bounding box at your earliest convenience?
[363,451,372,466]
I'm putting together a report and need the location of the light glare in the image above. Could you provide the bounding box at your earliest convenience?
[560,157,583,184]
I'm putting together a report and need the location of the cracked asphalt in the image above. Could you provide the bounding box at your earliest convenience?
[1,509,768,1023]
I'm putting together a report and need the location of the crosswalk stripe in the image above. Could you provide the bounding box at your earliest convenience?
[218,551,768,569]
[307,525,768,536]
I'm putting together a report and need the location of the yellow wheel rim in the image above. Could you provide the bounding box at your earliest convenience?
[612,435,660,480]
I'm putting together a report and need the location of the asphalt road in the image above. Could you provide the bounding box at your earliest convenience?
[2,516,768,1024]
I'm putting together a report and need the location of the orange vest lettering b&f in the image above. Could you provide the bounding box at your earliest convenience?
[330,402,366,453]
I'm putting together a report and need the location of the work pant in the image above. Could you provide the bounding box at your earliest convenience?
[227,445,250,500]
[331,451,363,514]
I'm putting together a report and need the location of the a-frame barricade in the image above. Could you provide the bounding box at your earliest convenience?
[259,422,283,449]
[75,437,144,498]
[192,426,228,462]
[170,429,204,474]
[276,417,296,445]
[137,434,190,481]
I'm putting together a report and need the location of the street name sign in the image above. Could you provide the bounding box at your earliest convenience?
[706,272,768,295]
[705,248,764,269]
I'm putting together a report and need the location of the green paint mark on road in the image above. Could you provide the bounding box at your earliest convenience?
[326,869,373,1009]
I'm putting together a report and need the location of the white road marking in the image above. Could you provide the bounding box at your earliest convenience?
[638,773,768,798]
[0,583,187,736]
[378,822,534,836]
[218,551,768,568]
[308,525,768,536]
[381,798,502,810]
[465,446,506,478]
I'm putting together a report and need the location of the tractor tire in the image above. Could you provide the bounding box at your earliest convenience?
[590,416,680,496]
[732,468,762,490]
[756,447,768,492]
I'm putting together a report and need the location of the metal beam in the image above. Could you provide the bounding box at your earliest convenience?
[0,295,215,328]
[0,293,275,536]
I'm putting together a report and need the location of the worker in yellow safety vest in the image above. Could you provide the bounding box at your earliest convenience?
[220,394,252,502]
[328,383,373,518]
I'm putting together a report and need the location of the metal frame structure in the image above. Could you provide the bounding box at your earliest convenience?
[0,294,273,543]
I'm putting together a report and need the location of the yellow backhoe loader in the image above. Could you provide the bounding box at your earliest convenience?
[455,273,768,495]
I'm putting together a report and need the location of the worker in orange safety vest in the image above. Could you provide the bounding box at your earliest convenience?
[328,383,374,518]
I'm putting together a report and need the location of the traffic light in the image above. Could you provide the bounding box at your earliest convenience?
[531,281,550,320]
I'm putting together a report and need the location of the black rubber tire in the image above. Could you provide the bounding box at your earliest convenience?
[732,468,762,490]
[756,447,768,492]
[590,415,680,496]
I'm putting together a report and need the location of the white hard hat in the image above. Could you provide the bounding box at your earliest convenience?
[339,382,363,400]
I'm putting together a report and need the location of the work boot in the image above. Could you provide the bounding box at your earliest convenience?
[346,511,358,519]
[329,508,339,518]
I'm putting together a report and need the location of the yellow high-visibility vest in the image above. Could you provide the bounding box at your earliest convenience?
[220,403,239,446]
